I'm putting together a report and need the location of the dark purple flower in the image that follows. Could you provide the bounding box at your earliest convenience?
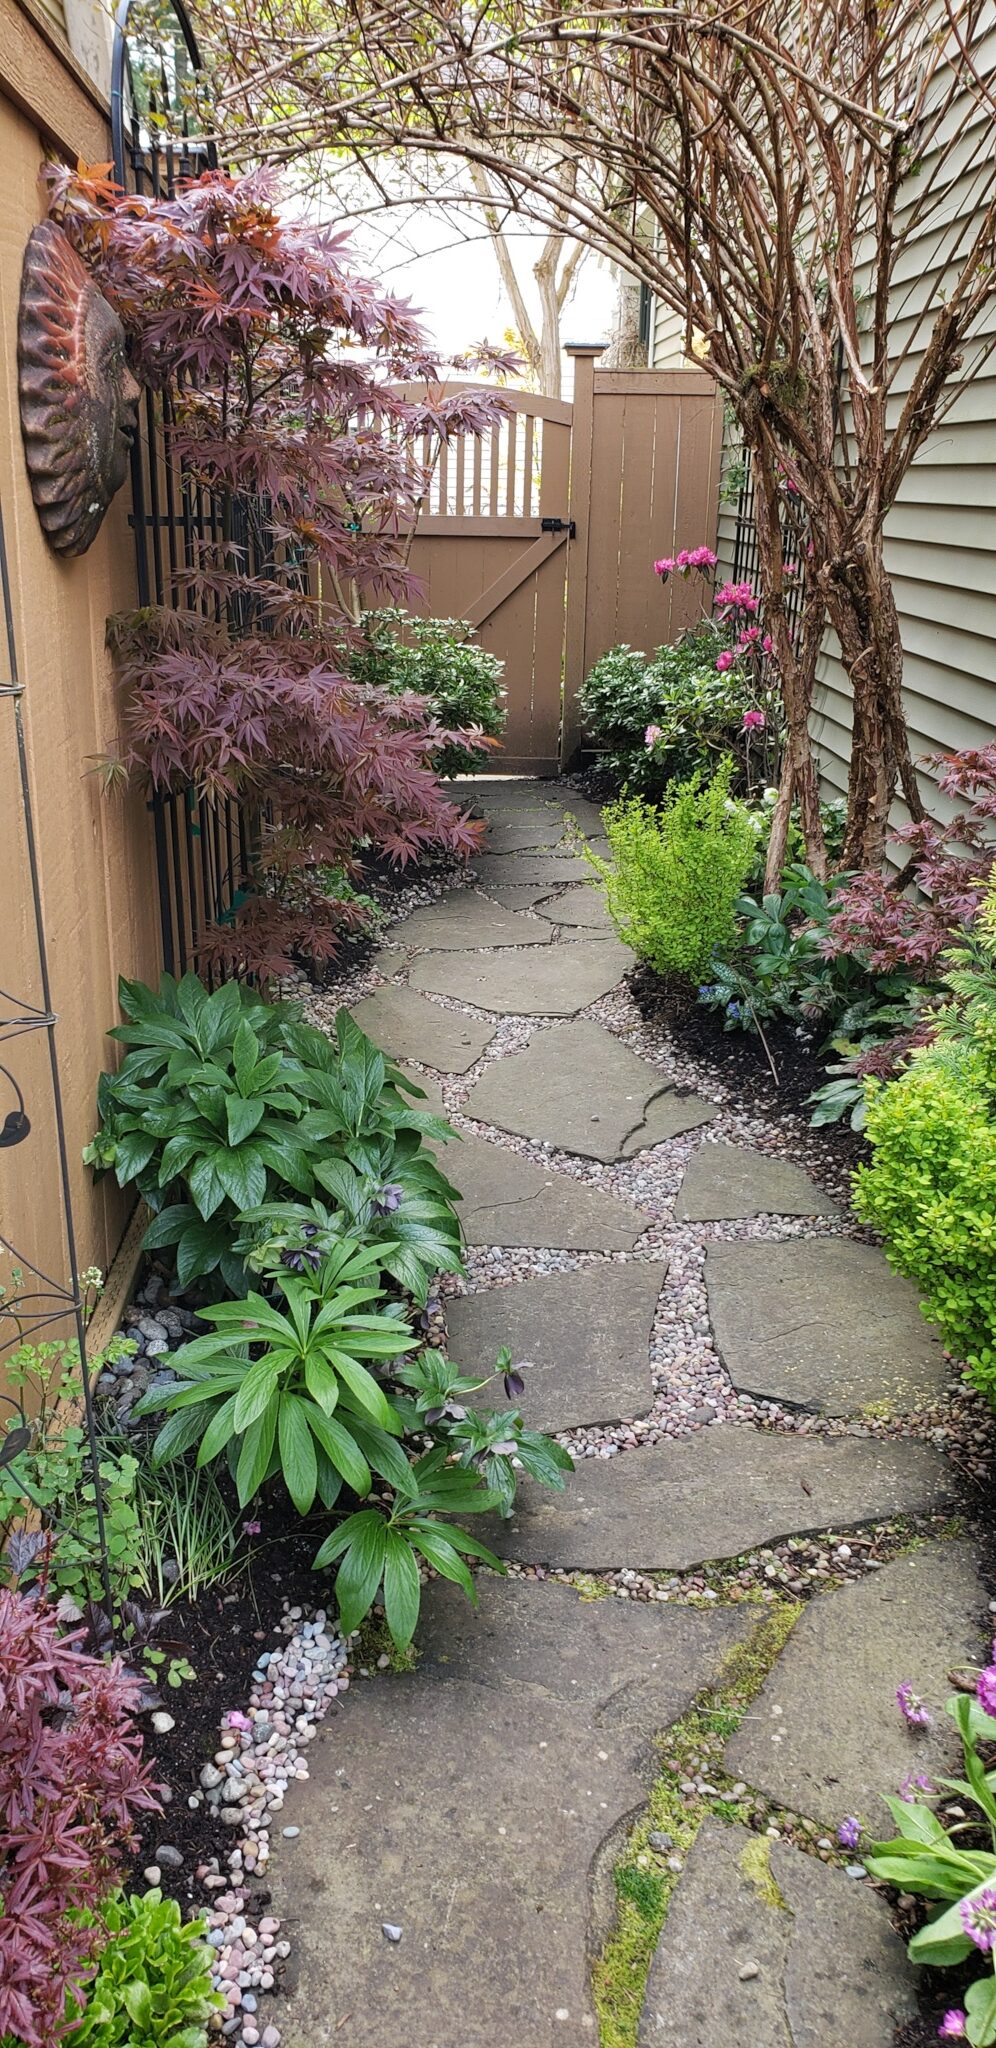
[503,1365,526,1400]
[837,1815,861,1850]
[373,1182,404,1216]
[960,1888,996,1952]
[896,1681,931,1728]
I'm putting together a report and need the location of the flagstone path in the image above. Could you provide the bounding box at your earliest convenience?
[271,780,988,2048]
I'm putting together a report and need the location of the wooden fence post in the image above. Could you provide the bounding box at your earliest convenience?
[561,343,605,770]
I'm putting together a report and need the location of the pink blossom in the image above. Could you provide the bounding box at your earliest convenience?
[978,1665,996,1718]
[653,556,676,577]
[653,544,717,579]
[762,633,775,655]
[783,560,800,579]
[645,724,663,749]
[938,2013,966,2040]
[737,625,761,648]
[243,1518,262,1536]
[224,1710,252,1732]
[686,544,718,570]
[714,579,759,617]
[715,650,736,673]
[742,709,766,730]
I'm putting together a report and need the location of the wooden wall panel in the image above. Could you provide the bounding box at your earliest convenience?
[0,88,160,1351]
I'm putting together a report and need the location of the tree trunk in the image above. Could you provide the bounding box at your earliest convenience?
[601,268,648,370]
[750,444,828,889]
[822,535,924,870]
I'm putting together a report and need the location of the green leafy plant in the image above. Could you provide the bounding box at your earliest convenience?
[312,1444,506,1649]
[589,763,758,980]
[854,872,996,1394]
[64,1889,222,2047]
[126,1454,239,1609]
[393,1346,572,1513]
[579,622,781,798]
[347,610,506,776]
[135,1239,418,1513]
[0,1412,145,1616]
[865,1686,996,2044]
[86,976,462,1300]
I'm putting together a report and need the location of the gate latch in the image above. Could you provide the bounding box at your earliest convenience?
[541,516,576,538]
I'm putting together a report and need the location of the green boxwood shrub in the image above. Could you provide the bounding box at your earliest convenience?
[590,762,758,980]
[854,877,996,1395]
[348,610,506,776]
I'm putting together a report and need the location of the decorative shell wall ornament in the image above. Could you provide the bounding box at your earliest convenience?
[17,220,141,557]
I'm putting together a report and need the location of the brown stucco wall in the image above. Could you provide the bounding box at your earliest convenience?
[0,33,161,1339]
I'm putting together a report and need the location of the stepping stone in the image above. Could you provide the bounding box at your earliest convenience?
[677,1141,839,1221]
[412,940,631,1016]
[446,1262,664,1431]
[726,1542,985,1833]
[488,1426,954,1571]
[639,1816,915,2047]
[534,881,614,931]
[349,986,495,1072]
[706,1239,948,1415]
[470,852,596,885]
[555,794,604,839]
[466,1019,715,1161]
[484,816,569,854]
[429,1131,649,1249]
[388,891,554,950]
[478,883,562,912]
[450,778,562,811]
[372,948,411,978]
[267,1579,754,2048]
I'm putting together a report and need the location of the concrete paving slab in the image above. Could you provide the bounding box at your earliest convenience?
[465,1018,714,1159]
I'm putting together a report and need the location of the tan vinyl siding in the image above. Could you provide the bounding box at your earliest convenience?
[650,296,687,369]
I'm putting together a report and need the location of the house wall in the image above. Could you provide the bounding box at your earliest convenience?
[0,5,161,1353]
[649,57,996,830]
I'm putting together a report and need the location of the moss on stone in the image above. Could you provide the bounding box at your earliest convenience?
[592,1600,800,2048]
[738,1834,788,1911]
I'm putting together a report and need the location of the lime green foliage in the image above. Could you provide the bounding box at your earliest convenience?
[348,610,506,777]
[592,1602,799,2048]
[65,1889,222,2047]
[855,876,996,1395]
[590,764,758,981]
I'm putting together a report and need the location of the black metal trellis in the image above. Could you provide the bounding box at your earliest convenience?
[0,492,116,1617]
[731,454,807,648]
[112,0,258,984]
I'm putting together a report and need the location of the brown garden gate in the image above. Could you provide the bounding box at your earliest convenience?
[404,348,723,774]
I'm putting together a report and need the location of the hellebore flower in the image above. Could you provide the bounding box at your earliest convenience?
[373,1182,404,1216]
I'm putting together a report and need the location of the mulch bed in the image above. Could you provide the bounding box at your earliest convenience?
[628,961,869,1177]
[126,1496,337,1914]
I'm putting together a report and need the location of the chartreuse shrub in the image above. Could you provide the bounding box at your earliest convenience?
[347,610,506,777]
[854,873,996,1397]
[64,1890,222,2048]
[589,763,757,980]
[85,973,462,1303]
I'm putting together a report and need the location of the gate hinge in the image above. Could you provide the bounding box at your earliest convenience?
[541,516,576,538]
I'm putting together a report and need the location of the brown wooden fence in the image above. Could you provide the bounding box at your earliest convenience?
[403,348,724,772]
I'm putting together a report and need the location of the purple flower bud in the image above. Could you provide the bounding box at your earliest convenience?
[960,1888,996,1952]
[503,1368,526,1399]
[978,1665,996,1718]
[938,2012,966,2040]
[896,1680,931,1728]
[837,1816,861,1850]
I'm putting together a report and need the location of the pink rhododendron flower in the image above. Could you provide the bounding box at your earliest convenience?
[742,709,766,730]
[714,579,759,617]
[645,724,663,748]
[783,560,800,579]
[762,633,775,655]
[653,556,676,577]
[653,544,717,579]
[737,625,761,648]
[715,650,736,673]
